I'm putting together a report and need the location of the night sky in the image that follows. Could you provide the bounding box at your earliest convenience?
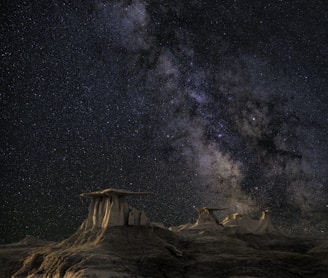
[1,0,328,243]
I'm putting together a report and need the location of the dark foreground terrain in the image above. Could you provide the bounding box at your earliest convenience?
[1,226,327,278]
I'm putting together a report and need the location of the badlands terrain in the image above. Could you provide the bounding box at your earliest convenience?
[1,188,327,277]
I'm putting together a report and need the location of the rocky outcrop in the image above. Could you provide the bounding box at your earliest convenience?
[169,207,277,235]
[169,207,225,232]
[80,188,151,230]
[222,208,276,234]
[194,207,224,225]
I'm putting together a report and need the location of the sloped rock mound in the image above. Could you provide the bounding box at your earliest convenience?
[12,226,186,278]
[0,236,54,277]
[8,235,52,247]
[3,228,328,278]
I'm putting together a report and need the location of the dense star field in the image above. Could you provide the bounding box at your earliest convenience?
[1,0,328,243]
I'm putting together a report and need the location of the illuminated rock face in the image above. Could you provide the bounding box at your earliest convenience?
[169,207,225,232]
[195,207,223,225]
[80,188,151,230]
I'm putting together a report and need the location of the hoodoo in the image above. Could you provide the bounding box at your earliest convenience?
[80,188,152,230]
[169,207,226,232]
[195,207,225,225]
[221,208,275,234]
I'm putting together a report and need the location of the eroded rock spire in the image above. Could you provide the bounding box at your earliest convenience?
[80,188,152,230]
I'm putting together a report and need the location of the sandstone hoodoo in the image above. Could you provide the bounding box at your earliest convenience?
[169,206,276,234]
[169,207,226,232]
[195,207,226,225]
[80,188,152,230]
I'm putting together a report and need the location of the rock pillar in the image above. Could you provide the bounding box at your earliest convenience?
[80,188,152,230]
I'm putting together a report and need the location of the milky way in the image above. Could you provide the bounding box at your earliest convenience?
[1,0,328,243]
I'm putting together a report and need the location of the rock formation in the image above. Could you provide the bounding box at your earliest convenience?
[80,188,152,230]
[222,208,275,234]
[194,207,224,225]
[1,190,327,278]
[169,207,226,232]
[170,207,276,234]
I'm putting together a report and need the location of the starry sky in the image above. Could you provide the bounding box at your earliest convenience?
[1,0,328,243]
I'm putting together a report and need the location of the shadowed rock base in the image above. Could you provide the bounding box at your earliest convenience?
[1,227,328,278]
